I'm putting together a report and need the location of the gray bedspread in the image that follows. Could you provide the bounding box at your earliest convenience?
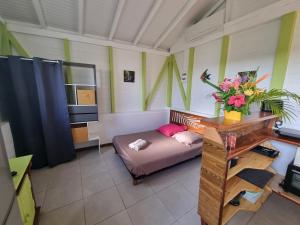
[112,130,203,177]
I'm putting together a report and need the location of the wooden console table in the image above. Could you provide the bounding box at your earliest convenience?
[198,112,300,225]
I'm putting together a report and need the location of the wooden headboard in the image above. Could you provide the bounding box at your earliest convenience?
[169,110,206,134]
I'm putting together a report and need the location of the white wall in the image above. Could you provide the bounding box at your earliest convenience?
[12,32,169,144]
[169,1,300,173]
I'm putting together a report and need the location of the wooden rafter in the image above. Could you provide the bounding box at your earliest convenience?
[154,0,197,49]
[109,0,126,40]
[78,0,85,34]
[133,0,163,45]
[32,0,46,28]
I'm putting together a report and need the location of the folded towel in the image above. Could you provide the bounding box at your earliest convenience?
[129,139,147,151]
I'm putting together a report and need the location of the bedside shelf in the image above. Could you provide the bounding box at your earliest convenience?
[227,151,275,180]
[223,176,262,206]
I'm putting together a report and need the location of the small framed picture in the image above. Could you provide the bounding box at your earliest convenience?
[124,70,135,82]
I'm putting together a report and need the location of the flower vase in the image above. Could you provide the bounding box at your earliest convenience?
[224,110,242,121]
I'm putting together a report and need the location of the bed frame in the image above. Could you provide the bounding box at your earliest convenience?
[113,110,206,185]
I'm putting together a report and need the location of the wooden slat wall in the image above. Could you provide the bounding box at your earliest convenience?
[198,127,227,225]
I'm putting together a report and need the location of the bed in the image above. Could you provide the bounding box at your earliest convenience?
[112,110,206,184]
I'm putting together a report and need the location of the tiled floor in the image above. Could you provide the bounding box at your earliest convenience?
[32,146,300,225]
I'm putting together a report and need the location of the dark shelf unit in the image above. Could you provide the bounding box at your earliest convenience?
[63,61,99,150]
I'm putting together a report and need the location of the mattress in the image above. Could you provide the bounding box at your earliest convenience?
[112,130,203,177]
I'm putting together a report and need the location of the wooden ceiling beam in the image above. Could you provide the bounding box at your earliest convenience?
[32,0,46,28]
[202,0,225,19]
[153,0,197,49]
[109,0,126,40]
[133,0,163,45]
[78,0,85,34]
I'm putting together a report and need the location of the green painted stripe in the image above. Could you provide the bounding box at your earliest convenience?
[215,35,230,116]
[108,46,116,113]
[166,56,173,107]
[141,52,147,111]
[270,11,298,89]
[6,30,29,57]
[63,38,73,83]
[186,47,195,110]
[145,57,168,110]
[1,23,12,55]
[173,55,187,108]
[0,23,3,54]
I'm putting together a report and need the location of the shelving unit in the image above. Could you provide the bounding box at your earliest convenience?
[198,112,300,225]
[63,61,99,150]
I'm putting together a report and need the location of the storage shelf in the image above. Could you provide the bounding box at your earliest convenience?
[222,186,272,225]
[227,129,270,160]
[227,151,274,180]
[269,174,300,205]
[224,176,262,206]
[65,83,96,87]
[68,104,97,106]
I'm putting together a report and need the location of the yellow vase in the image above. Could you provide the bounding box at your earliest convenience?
[224,110,242,121]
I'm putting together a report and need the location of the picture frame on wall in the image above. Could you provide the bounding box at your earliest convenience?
[124,70,135,82]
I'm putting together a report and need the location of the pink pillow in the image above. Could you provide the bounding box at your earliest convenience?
[157,123,185,137]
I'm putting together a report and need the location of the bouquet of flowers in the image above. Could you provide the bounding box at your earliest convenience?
[200,69,300,121]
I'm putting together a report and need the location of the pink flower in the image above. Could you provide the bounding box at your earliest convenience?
[212,93,222,102]
[227,95,246,108]
[232,77,241,90]
[219,78,232,92]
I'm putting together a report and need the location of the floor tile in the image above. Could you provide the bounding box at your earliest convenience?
[105,154,126,170]
[178,173,200,197]
[39,200,85,225]
[109,166,132,185]
[31,168,50,193]
[35,191,45,208]
[177,208,200,225]
[254,194,300,225]
[247,213,273,225]
[146,169,178,193]
[156,183,197,219]
[47,160,81,189]
[84,187,125,225]
[97,210,132,225]
[82,171,114,197]
[117,180,154,208]
[227,211,254,225]
[80,159,108,178]
[127,196,175,225]
[79,149,103,166]
[42,178,82,212]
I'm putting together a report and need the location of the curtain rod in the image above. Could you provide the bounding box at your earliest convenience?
[0,56,59,63]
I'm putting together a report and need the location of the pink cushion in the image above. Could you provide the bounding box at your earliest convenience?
[157,123,185,137]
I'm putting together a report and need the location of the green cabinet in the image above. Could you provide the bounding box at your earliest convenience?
[9,155,38,225]
[17,175,35,225]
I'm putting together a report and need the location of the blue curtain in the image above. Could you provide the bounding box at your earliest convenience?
[0,56,75,168]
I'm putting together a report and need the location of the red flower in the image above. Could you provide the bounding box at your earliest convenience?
[212,93,222,102]
[227,95,246,108]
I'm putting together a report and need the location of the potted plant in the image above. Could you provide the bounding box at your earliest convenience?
[200,69,300,121]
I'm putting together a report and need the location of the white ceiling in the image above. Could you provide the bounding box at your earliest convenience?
[0,0,219,51]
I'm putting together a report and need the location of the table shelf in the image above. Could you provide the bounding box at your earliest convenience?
[224,176,262,206]
[227,151,274,180]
